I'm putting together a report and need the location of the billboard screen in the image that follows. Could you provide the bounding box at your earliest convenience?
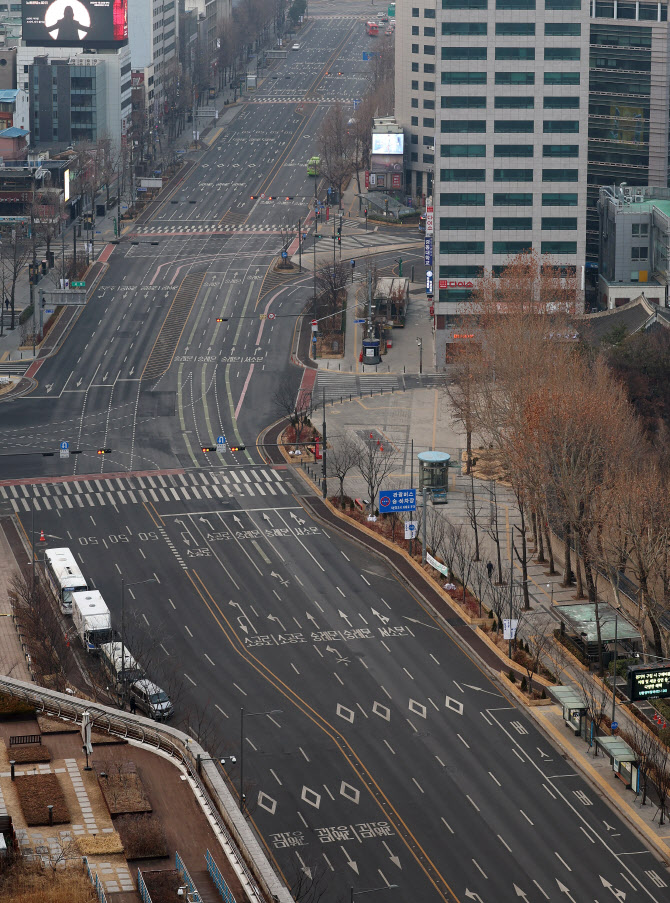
[628,665,670,701]
[23,0,128,47]
[372,132,403,155]
[370,154,403,174]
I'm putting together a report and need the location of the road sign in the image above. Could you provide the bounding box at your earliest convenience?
[404,521,418,540]
[379,489,416,512]
[426,270,433,296]
[59,440,69,460]
[354,318,366,324]
[217,435,227,454]
[281,250,288,259]
[71,281,85,288]
[503,619,519,640]
[261,192,265,199]
[611,721,618,731]
[311,320,318,332]
[353,98,361,108]
[267,312,276,320]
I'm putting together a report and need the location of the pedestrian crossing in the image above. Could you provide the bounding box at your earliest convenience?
[0,361,30,376]
[132,224,285,235]
[314,371,402,403]
[249,96,357,104]
[0,468,289,514]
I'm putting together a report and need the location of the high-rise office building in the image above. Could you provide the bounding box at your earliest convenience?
[395,1,670,357]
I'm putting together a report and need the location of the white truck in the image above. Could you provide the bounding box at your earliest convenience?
[71,590,112,653]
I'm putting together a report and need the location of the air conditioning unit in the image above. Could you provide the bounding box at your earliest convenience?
[634,194,644,203]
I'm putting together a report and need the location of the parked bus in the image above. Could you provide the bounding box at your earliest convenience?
[44,548,87,615]
[366,21,379,36]
[307,155,321,176]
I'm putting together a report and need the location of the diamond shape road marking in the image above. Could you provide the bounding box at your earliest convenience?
[409,699,427,719]
[301,786,322,809]
[257,792,277,815]
[372,701,390,721]
[340,781,360,804]
[336,703,355,723]
[445,696,464,715]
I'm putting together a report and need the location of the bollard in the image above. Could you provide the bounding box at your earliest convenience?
[10,760,15,780]
[48,805,53,826]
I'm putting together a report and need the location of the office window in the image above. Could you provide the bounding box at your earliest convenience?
[545,48,580,60]
[494,144,534,156]
[495,72,535,85]
[424,45,436,54]
[494,193,533,205]
[496,0,535,6]
[442,96,487,108]
[495,96,534,108]
[493,217,532,229]
[546,0,579,6]
[545,23,580,35]
[441,120,486,132]
[423,153,435,163]
[496,22,534,34]
[411,135,418,145]
[423,117,435,128]
[440,241,485,253]
[412,44,419,53]
[440,265,482,278]
[440,193,486,205]
[543,145,579,157]
[494,169,534,181]
[440,217,486,230]
[542,193,578,205]
[440,168,486,180]
[411,152,419,161]
[496,47,535,60]
[424,81,435,91]
[541,241,577,254]
[411,98,419,108]
[412,80,419,90]
[441,144,486,156]
[493,241,532,253]
[424,99,435,109]
[423,135,434,145]
[442,71,487,84]
[495,121,534,132]
[424,27,436,36]
[542,217,577,230]
[412,25,419,35]
[544,121,579,133]
[442,0,487,6]
[412,62,419,72]
[442,22,487,34]
[631,246,649,259]
[424,63,435,73]
[544,97,580,109]
[442,47,488,60]
[425,6,436,14]
[543,169,578,181]
[412,6,419,14]
[545,72,580,85]
[411,116,419,126]
[632,223,649,236]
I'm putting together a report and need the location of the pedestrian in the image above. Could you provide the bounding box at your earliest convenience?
[4,296,8,310]
[130,696,136,715]
[486,560,494,580]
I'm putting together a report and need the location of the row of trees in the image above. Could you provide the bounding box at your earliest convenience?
[445,250,670,664]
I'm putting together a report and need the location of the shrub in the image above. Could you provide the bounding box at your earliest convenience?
[541,688,547,699]
[76,832,123,855]
[98,769,151,816]
[0,692,36,718]
[19,305,33,325]
[520,676,527,692]
[116,814,168,859]
[508,670,515,684]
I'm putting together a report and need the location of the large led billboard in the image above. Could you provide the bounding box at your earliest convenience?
[627,665,670,701]
[23,0,128,48]
[371,132,404,156]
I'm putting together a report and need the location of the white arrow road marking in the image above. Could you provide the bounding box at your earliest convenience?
[340,846,358,874]
[464,892,484,902]
[514,887,529,900]
[306,611,319,628]
[556,880,577,901]
[290,511,306,525]
[338,609,352,627]
[462,683,501,697]
[382,840,401,868]
[600,877,626,900]
[371,608,390,624]
[199,516,213,529]
[263,513,273,525]
[268,614,285,631]
[295,852,312,879]
[403,615,439,630]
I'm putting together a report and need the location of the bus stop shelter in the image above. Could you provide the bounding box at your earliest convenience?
[548,685,587,737]
[595,735,639,790]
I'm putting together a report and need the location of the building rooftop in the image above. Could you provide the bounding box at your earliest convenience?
[577,296,670,344]
[0,127,28,138]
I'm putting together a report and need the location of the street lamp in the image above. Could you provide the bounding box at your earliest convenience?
[416,337,423,374]
[120,576,157,707]
[351,884,398,903]
[240,706,282,813]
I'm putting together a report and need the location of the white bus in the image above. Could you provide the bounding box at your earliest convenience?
[44,548,87,615]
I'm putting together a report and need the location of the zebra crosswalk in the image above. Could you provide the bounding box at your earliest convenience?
[314,371,402,403]
[132,224,284,235]
[1,468,289,514]
[249,95,356,104]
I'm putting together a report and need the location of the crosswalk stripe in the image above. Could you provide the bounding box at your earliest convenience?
[75,496,84,508]
[192,487,201,499]
[43,498,51,510]
[202,486,211,499]
[33,498,41,511]
[86,494,95,506]
[240,470,251,482]
[96,493,106,506]
[149,489,159,502]
[128,491,137,504]
[54,498,62,510]
[160,488,170,501]
[64,496,73,509]
[170,488,180,500]
[117,492,127,504]
[266,483,276,496]
[212,485,223,498]
[11,500,17,513]
[107,492,116,506]
[139,490,147,502]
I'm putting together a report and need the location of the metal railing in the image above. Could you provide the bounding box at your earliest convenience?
[207,848,238,903]
[176,851,202,902]
[83,856,109,903]
[0,675,291,903]
[137,867,154,903]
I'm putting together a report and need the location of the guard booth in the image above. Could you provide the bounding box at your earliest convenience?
[418,451,450,503]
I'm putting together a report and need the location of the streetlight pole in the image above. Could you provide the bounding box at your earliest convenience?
[239,706,281,813]
[417,338,423,374]
[612,614,618,726]
[120,576,157,708]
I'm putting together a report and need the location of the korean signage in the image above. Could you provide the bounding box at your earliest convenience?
[628,665,670,701]
[424,236,433,267]
[23,0,128,48]
[439,279,474,290]
[379,489,416,512]
[425,205,433,236]
[426,270,433,296]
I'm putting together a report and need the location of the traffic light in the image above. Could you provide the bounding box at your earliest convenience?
[202,446,217,453]
[337,235,341,244]
[337,225,342,235]
[216,317,228,322]
[97,448,112,455]
[229,445,246,452]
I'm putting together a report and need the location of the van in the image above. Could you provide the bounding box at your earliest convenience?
[72,590,112,652]
[129,679,173,720]
[99,642,143,691]
[292,43,301,51]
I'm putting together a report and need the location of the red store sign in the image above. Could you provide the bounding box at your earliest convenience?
[438,280,474,289]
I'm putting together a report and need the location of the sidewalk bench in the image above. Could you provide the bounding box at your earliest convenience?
[9,734,40,746]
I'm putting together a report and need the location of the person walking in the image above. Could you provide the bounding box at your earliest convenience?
[486,560,494,580]
[129,696,137,715]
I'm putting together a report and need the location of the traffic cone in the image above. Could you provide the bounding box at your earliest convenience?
[39,529,45,542]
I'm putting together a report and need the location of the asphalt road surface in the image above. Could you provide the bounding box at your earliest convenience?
[0,8,668,903]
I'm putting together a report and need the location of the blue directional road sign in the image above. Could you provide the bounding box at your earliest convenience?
[217,435,227,454]
[354,318,366,324]
[281,250,288,259]
[611,721,618,731]
[60,440,70,460]
[379,489,417,512]
[353,98,361,109]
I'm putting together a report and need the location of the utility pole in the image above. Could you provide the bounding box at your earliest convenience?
[612,614,618,726]
[421,486,427,564]
[332,208,336,267]
[509,538,515,659]
[297,218,302,272]
[321,387,327,499]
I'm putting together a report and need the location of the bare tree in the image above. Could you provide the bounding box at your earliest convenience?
[3,231,32,331]
[579,674,610,754]
[273,377,312,447]
[355,434,396,513]
[327,434,358,505]
[318,102,355,205]
[523,623,553,696]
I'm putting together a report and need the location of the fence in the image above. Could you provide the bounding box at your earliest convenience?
[83,857,108,903]
[207,848,238,903]
[137,868,154,903]
[176,851,202,902]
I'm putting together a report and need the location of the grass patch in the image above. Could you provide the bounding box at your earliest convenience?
[76,832,123,856]
[0,861,96,903]
[14,774,69,826]
[116,814,168,859]
[0,692,36,718]
[7,744,51,764]
[91,732,125,746]
[98,769,151,816]
[143,869,182,903]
